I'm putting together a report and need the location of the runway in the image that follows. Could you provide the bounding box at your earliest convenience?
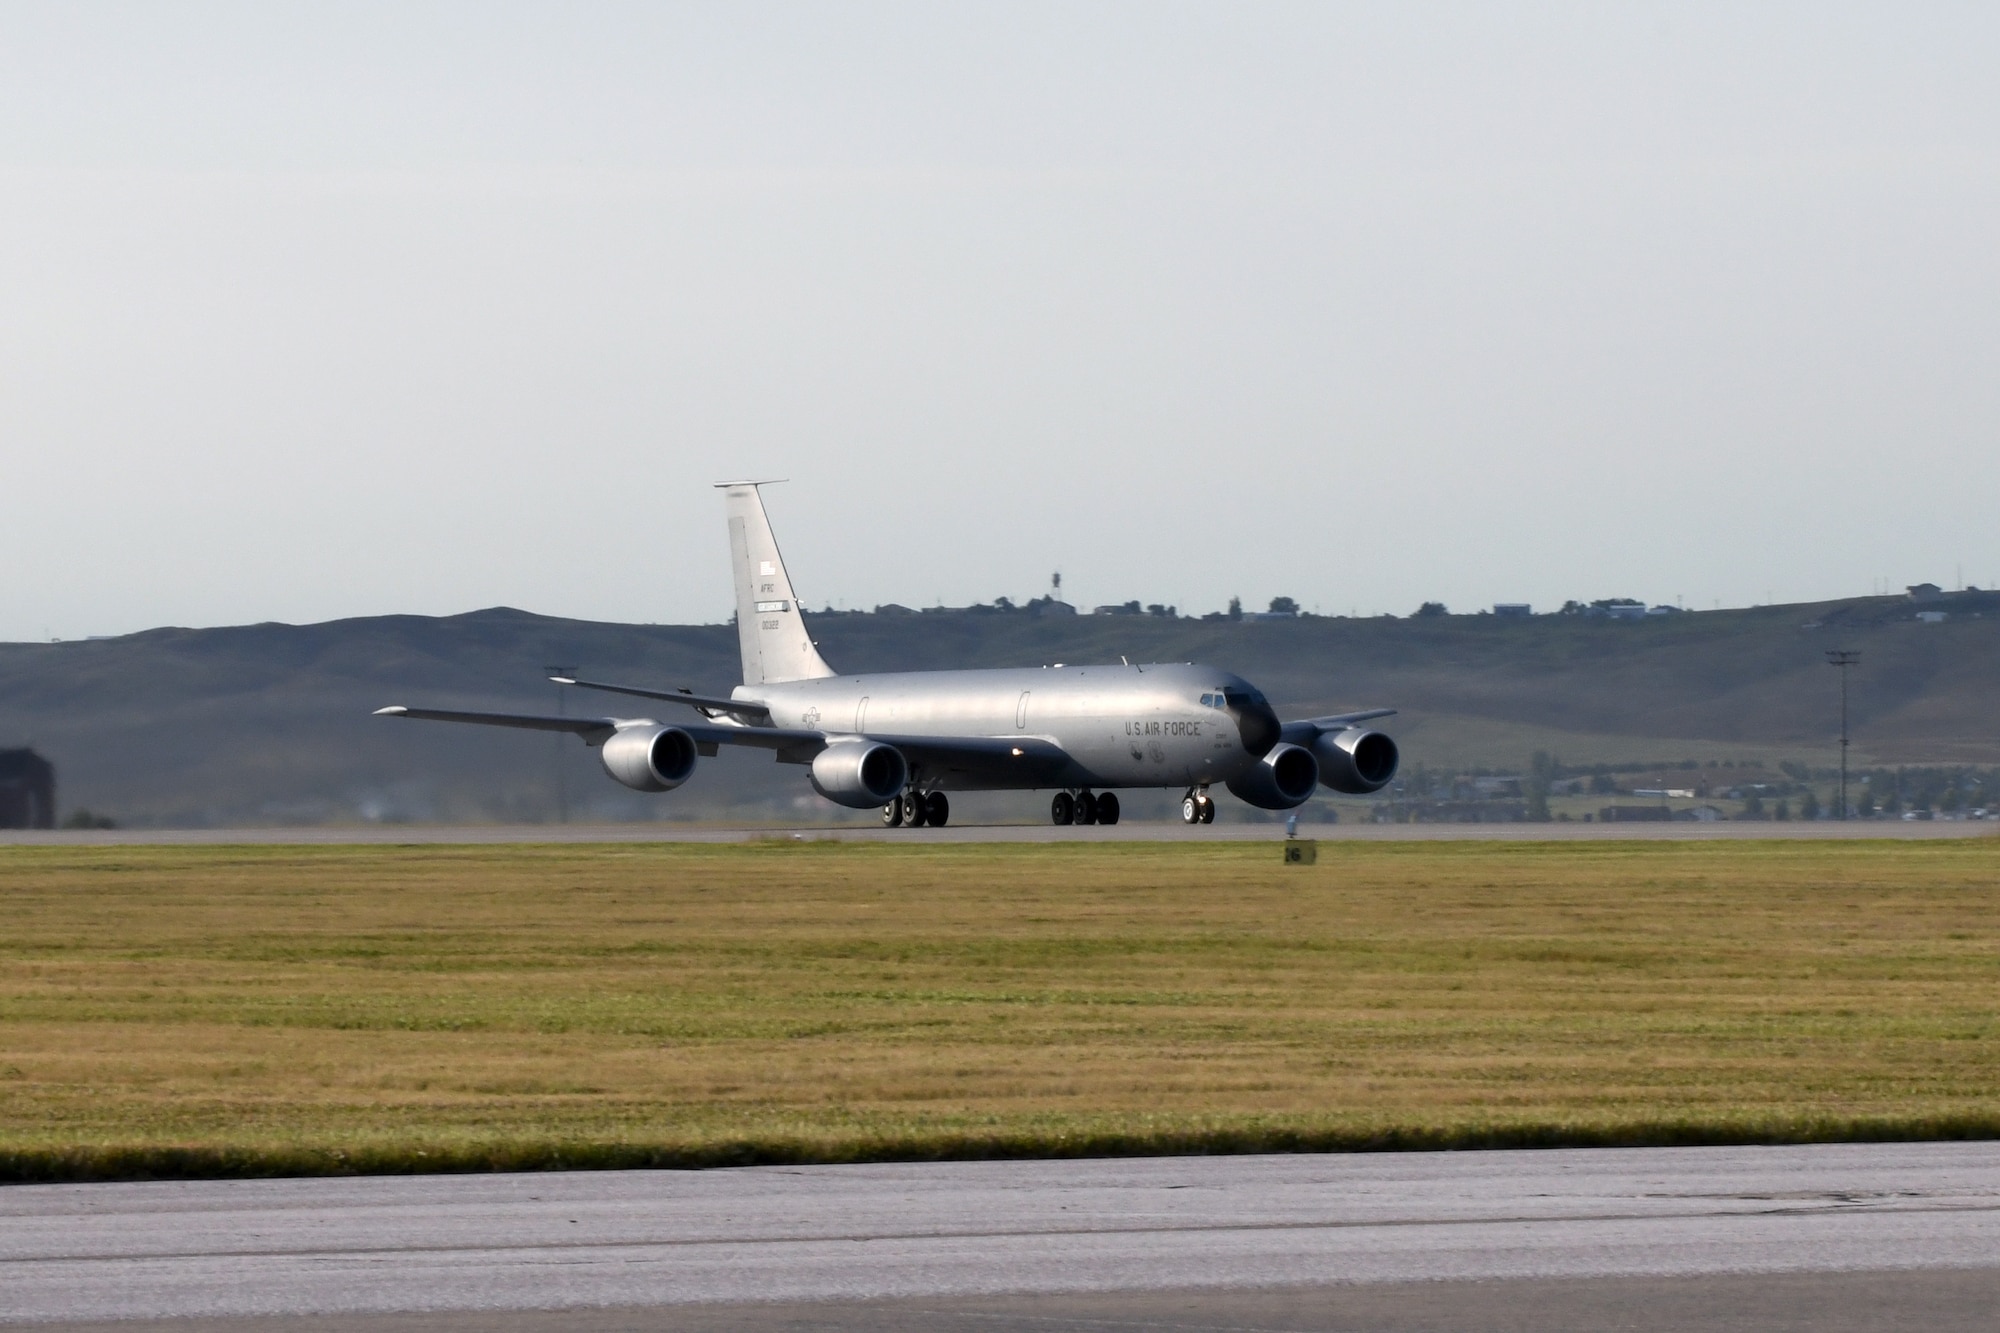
[5,1142,1999,1329]
[3,818,1991,846]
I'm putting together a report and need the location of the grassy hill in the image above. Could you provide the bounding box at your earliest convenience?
[1,592,1995,827]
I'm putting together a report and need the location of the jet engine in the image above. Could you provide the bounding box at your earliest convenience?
[1225,742,1319,810]
[1311,728,1400,794]
[599,725,699,792]
[809,740,909,809]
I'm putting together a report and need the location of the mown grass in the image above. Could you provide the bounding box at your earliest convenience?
[0,838,1996,1180]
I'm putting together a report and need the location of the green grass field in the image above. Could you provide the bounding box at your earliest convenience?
[1,839,1996,1180]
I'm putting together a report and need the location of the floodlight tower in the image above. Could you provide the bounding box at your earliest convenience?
[1825,650,1861,819]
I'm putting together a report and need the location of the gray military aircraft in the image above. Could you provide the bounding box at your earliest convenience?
[376,482,1399,827]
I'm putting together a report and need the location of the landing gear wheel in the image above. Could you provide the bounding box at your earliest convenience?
[1095,792,1120,825]
[1076,791,1097,825]
[1198,795,1216,824]
[882,800,903,828]
[1051,791,1075,825]
[1182,793,1201,825]
[923,791,950,827]
[902,791,928,828]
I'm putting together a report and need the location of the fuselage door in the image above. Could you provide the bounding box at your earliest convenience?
[1015,691,1030,730]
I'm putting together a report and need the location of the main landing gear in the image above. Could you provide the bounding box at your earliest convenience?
[1180,788,1216,825]
[882,790,949,828]
[1051,790,1119,826]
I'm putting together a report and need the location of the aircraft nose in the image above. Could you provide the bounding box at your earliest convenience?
[1233,699,1282,757]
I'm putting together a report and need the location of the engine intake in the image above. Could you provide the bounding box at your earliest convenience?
[810,740,909,809]
[1311,728,1399,794]
[1225,741,1319,810]
[599,725,699,792]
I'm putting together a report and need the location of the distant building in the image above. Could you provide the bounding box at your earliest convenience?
[1603,603,1648,621]
[0,749,55,830]
[1599,804,1672,822]
[1493,603,1531,618]
[1645,605,1682,616]
[1907,583,1944,602]
[1917,610,1948,624]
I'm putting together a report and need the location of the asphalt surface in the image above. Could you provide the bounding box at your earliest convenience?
[2,819,1991,846]
[5,1143,1998,1328]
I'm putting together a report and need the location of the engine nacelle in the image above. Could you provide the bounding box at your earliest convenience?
[809,740,909,809]
[1311,727,1400,795]
[1225,741,1319,810]
[599,725,699,792]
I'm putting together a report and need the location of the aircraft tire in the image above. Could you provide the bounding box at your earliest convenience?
[1181,793,1201,824]
[924,791,949,827]
[1076,792,1097,825]
[903,791,928,828]
[1051,792,1074,825]
[882,800,903,827]
[1199,796,1216,824]
[1096,792,1120,825]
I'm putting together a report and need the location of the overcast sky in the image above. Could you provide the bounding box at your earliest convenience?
[3,2,1996,641]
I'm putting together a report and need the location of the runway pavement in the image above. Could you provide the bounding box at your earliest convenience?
[3,818,1992,846]
[5,1142,1998,1329]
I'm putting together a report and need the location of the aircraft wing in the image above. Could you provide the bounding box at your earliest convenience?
[548,676,770,720]
[372,706,820,754]
[375,706,1072,783]
[869,734,1074,786]
[373,706,620,740]
[1279,709,1397,746]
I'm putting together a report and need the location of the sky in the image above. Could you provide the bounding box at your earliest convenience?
[2,2,1997,641]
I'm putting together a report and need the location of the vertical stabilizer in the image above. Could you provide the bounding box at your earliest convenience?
[717,482,837,686]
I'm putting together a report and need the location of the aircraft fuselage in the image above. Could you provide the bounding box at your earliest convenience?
[743,662,1279,791]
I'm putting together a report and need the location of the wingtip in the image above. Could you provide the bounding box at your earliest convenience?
[548,675,576,685]
[373,706,409,716]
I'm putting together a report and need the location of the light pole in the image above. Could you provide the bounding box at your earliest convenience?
[1825,650,1860,819]
[547,664,577,824]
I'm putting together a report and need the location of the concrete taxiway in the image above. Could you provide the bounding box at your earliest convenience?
[5,1142,1998,1329]
[2,819,1991,846]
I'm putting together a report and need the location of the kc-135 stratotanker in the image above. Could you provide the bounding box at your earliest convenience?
[376,483,1399,827]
